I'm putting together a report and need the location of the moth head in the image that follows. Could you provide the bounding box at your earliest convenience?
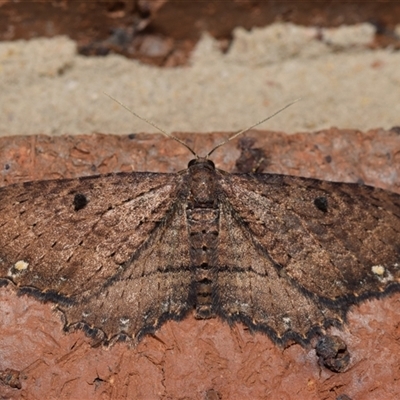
[188,158,215,170]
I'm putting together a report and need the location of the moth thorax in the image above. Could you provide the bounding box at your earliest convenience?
[188,163,218,206]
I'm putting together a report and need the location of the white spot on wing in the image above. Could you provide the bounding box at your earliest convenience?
[8,260,29,277]
[283,317,291,329]
[371,265,394,283]
[15,260,29,271]
[372,265,385,276]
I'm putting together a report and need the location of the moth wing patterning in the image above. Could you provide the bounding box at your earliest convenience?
[0,172,192,340]
[216,172,400,340]
[2,162,400,345]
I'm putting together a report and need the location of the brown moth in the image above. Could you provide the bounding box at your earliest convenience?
[0,99,400,349]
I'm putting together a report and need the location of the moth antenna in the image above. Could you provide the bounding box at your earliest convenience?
[104,92,198,158]
[206,98,301,158]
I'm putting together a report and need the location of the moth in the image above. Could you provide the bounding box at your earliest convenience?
[0,99,399,349]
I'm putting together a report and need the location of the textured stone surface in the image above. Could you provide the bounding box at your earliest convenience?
[1,0,400,64]
[1,129,399,191]
[2,32,400,137]
[1,129,400,399]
